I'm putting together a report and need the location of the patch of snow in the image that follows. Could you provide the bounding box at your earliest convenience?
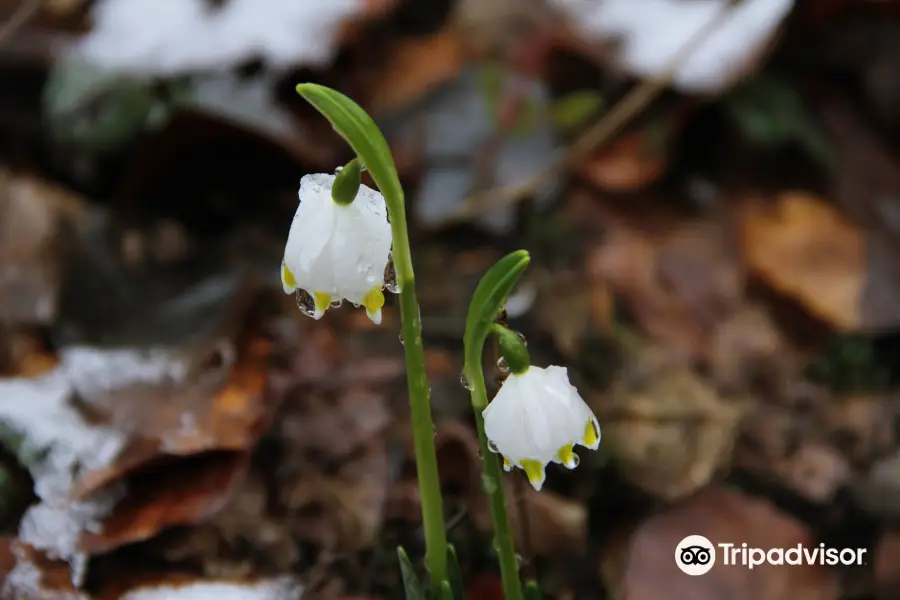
[122,577,303,600]
[74,0,364,76]
[0,346,192,592]
[550,0,795,94]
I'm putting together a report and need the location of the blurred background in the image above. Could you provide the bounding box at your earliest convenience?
[1,0,900,598]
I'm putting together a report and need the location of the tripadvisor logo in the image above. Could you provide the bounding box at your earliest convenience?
[675,535,868,575]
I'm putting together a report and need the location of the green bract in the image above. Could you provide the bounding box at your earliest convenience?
[492,324,531,375]
[296,84,403,210]
[463,250,531,392]
[331,157,362,205]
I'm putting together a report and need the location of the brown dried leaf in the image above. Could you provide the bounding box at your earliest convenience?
[80,451,248,554]
[69,336,278,554]
[607,488,838,600]
[0,170,85,325]
[575,114,681,192]
[598,353,744,500]
[588,215,743,361]
[738,192,869,331]
[74,337,274,498]
[282,437,390,553]
[368,29,465,114]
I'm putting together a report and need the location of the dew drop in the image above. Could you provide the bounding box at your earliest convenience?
[295,289,316,318]
[399,330,405,345]
[384,252,400,294]
[334,165,343,174]
[481,473,498,494]
[329,298,343,309]
[497,357,509,375]
[571,453,581,468]
[515,331,528,347]
[487,439,500,454]
[352,302,361,308]
[460,372,473,390]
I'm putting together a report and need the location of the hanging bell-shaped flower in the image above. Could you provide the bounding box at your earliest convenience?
[483,365,601,491]
[281,171,392,324]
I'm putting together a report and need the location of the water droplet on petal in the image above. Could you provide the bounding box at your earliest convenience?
[399,330,405,345]
[295,289,316,318]
[481,473,498,494]
[334,165,343,174]
[487,439,500,453]
[497,357,509,375]
[352,302,361,308]
[571,453,581,467]
[460,372,473,390]
[329,298,343,308]
[384,251,399,294]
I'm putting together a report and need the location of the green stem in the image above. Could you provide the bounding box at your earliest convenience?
[467,365,524,600]
[386,187,448,593]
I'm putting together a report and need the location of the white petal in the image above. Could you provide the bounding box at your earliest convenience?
[281,173,393,310]
[483,365,600,469]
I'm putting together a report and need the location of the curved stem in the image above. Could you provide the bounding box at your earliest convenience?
[386,187,448,592]
[466,364,524,600]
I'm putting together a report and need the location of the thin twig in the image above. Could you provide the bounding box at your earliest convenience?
[434,2,739,228]
[0,0,44,51]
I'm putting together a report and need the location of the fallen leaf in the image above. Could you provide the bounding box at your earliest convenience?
[368,29,465,114]
[707,303,795,393]
[3,540,88,600]
[588,215,744,363]
[79,451,248,554]
[597,351,744,500]
[0,169,85,325]
[738,192,870,331]
[607,487,838,600]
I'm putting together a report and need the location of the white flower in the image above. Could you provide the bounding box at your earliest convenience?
[482,365,600,491]
[281,173,392,324]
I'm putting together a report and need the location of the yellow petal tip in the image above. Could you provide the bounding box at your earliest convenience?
[313,291,331,319]
[281,262,296,294]
[362,287,385,325]
[520,459,546,491]
[582,418,601,450]
[556,444,578,469]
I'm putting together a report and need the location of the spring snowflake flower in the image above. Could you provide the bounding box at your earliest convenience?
[281,173,392,324]
[483,365,600,491]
